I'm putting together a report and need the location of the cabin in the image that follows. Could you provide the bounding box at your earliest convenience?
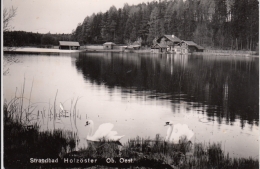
[59,41,80,50]
[156,35,182,45]
[153,35,182,53]
[173,45,188,54]
[151,35,205,54]
[123,45,140,52]
[181,41,204,53]
[151,43,168,53]
[103,42,116,49]
[127,45,141,50]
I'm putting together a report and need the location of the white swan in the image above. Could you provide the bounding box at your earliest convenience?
[165,121,194,144]
[60,102,65,111]
[59,102,68,117]
[85,120,124,143]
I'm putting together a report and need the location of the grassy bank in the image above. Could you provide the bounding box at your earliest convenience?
[71,135,258,169]
[4,104,259,169]
[4,103,78,168]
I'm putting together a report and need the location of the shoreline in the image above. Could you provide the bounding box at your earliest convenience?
[193,51,259,57]
[3,47,259,57]
[3,47,84,54]
[2,47,128,54]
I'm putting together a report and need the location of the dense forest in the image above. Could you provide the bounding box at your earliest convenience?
[4,0,259,50]
[4,31,72,47]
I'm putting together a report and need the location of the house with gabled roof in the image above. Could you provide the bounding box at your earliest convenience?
[152,35,182,53]
[151,35,204,54]
[103,42,116,49]
[181,41,204,53]
[59,41,80,50]
[156,35,182,46]
[151,43,168,53]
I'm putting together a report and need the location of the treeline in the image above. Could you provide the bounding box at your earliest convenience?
[4,31,72,47]
[72,0,258,50]
[3,0,258,50]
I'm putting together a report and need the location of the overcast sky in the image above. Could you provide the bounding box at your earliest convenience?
[3,0,155,34]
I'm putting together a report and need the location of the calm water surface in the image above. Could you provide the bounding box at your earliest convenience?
[3,52,259,159]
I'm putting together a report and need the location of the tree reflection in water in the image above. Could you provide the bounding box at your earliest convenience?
[75,52,259,128]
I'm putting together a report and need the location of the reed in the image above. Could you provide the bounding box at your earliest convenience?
[62,134,258,168]
[4,99,258,169]
[187,143,259,169]
[4,102,78,167]
[3,81,81,168]
[3,83,258,168]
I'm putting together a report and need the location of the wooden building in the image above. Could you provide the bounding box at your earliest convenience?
[127,45,141,50]
[59,41,80,50]
[103,42,116,49]
[181,41,204,53]
[151,35,204,54]
[156,35,182,45]
[153,35,182,53]
[124,45,141,52]
[157,35,181,53]
[151,43,168,53]
[173,45,188,54]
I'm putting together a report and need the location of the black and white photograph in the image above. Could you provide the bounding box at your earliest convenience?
[2,0,259,168]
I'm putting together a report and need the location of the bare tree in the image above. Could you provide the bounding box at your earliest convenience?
[3,6,17,32]
[3,6,18,75]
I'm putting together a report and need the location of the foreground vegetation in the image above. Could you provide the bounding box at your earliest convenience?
[4,99,258,169]
[70,135,258,169]
[4,103,78,168]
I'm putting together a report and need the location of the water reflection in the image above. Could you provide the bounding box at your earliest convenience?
[3,52,258,158]
[75,52,259,128]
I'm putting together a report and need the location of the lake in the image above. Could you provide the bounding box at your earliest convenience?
[3,52,259,159]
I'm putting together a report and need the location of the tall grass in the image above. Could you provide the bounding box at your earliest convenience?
[4,77,81,130]
[67,134,258,168]
[3,80,81,168]
[3,83,258,168]
[4,97,259,169]
[4,101,78,167]
[187,143,259,169]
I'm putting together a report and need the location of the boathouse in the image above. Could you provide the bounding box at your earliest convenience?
[154,35,182,53]
[173,44,188,54]
[151,43,168,53]
[103,42,116,49]
[59,41,80,50]
[127,45,141,50]
[181,41,204,53]
[156,35,182,45]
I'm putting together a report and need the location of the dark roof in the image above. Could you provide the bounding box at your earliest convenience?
[183,41,204,50]
[151,43,168,48]
[157,35,181,43]
[183,41,197,46]
[59,41,80,46]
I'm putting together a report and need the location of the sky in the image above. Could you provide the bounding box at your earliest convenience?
[3,0,155,34]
